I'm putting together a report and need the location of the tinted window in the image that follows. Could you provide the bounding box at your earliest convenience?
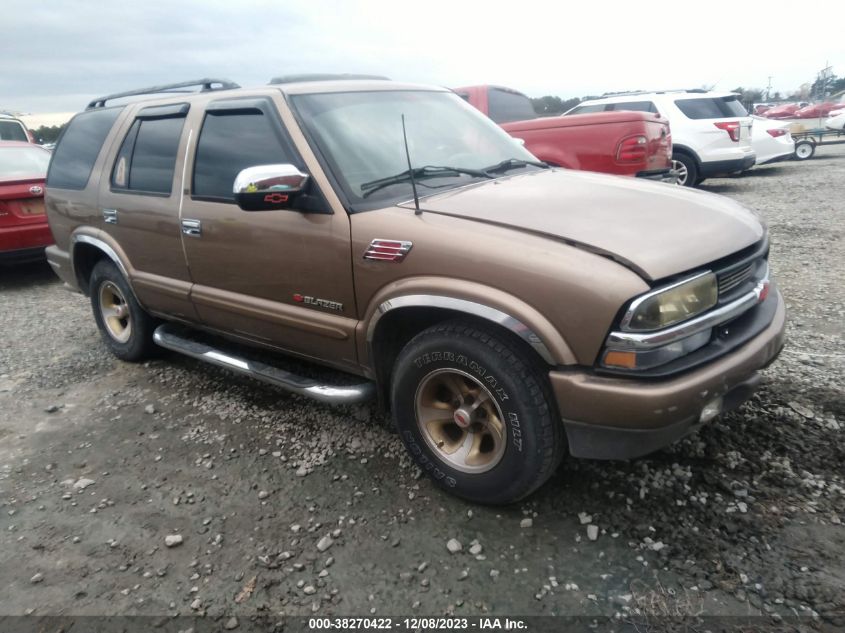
[112,115,184,194]
[0,120,28,142]
[47,108,122,190]
[487,88,537,123]
[608,101,657,113]
[675,96,748,119]
[193,109,296,201]
[567,104,607,115]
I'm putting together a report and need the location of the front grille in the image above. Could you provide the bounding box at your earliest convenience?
[718,262,755,296]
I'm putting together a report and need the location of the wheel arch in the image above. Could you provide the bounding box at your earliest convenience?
[70,232,140,303]
[363,291,577,407]
[672,144,701,166]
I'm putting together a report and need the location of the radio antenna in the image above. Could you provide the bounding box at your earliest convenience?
[401,114,421,215]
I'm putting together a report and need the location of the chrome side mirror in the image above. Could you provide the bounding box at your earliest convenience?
[233,164,310,211]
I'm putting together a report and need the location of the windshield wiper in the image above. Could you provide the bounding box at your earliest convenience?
[361,165,493,198]
[481,158,549,174]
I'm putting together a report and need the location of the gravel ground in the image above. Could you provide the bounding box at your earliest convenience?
[1,146,843,628]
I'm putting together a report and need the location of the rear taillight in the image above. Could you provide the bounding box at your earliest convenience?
[767,128,788,138]
[714,121,741,142]
[616,135,648,162]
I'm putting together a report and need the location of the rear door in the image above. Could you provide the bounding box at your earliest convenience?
[178,95,359,369]
[97,103,197,320]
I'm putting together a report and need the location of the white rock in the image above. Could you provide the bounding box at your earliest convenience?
[578,512,592,524]
[468,543,483,556]
[257,490,269,500]
[73,478,96,490]
[303,585,316,595]
[144,404,156,415]
[519,518,533,528]
[446,538,462,553]
[586,525,599,541]
[316,535,334,552]
[30,573,44,584]
[164,534,183,548]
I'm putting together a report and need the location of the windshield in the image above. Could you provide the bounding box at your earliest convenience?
[292,90,538,208]
[0,120,29,142]
[0,145,51,180]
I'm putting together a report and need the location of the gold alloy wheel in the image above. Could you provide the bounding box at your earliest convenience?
[414,369,507,474]
[98,281,132,344]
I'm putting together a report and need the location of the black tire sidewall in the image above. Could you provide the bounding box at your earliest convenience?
[391,327,555,504]
[90,261,155,362]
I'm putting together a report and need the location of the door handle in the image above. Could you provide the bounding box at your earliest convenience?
[102,208,118,224]
[181,219,202,237]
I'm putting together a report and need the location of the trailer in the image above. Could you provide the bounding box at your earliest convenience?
[781,118,845,160]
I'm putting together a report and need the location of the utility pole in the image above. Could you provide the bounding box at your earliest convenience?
[765,76,772,101]
[816,63,832,100]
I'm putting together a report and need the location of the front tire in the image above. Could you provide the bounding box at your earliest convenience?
[391,320,564,504]
[90,260,157,362]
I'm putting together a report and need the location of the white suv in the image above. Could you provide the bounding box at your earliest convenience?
[565,90,756,187]
[0,113,34,143]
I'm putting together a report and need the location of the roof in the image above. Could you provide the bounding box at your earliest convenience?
[85,77,445,110]
[581,90,738,104]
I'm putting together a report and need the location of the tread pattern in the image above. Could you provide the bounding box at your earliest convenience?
[400,319,565,502]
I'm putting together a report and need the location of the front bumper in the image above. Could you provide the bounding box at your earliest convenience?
[550,288,786,460]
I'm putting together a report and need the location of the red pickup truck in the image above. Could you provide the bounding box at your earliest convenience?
[454,85,674,181]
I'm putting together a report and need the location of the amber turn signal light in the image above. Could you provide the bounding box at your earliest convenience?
[603,350,637,369]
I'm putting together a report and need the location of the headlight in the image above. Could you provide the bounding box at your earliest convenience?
[622,272,718,332]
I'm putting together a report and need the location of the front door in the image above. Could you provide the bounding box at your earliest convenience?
[179,95,359,370]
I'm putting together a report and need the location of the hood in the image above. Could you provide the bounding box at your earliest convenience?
[400,169,764,281]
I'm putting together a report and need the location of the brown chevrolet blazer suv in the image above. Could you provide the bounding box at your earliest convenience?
[44,76,786,504]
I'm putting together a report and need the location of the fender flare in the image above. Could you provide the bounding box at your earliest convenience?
[364,288,578,367]
[71,231,143,306]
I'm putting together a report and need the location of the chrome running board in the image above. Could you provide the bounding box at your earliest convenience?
[153,324,375,405]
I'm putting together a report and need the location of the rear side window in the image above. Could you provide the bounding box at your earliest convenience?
[47,108,122,190]
[675,96,748,119]
[567,104,607,114]
[608,101,657,113]
[487,88,537,123]
[112,105,187,195]
[193,105,298,201]
[0,120,28,142]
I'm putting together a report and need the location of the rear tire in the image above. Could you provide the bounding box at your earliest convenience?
[672,153,698,187]
[390,320,564,504]
[90,260,157,362]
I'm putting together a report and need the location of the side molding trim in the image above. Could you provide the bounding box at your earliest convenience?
[367,294,555,365]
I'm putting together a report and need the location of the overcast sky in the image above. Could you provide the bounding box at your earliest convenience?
[2,0,844,114]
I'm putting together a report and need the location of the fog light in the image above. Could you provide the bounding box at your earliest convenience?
[699,396,724,423]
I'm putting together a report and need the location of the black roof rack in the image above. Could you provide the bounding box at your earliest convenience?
[268,73,389,85]
[86,78,240,110]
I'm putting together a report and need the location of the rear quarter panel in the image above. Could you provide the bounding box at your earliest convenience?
[502,113,671,175]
